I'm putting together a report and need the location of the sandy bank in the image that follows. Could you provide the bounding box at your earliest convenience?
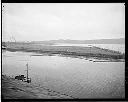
[2,75,75,99]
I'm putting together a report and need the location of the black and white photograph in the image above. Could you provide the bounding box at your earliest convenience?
[2,3,125,99]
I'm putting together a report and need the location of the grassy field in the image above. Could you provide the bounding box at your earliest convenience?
[4,42,125,61]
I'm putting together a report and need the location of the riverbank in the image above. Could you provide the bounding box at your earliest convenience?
[2,75,76,99]
[5,42,125,62]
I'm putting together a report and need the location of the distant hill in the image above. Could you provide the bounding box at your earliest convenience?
[83,38,125,44]
[31,38,125,44]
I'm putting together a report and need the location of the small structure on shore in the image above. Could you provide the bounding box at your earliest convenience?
[2,46,7,49]
[14,63,31,83]
[2,42,7,49]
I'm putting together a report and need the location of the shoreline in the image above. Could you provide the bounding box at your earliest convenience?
[2,42,125,62]
[5,47,125,62]
[2,75,76,99]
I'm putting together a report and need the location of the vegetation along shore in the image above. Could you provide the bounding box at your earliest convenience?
[3,42,125,62]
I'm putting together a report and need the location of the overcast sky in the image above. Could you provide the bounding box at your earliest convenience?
[2,3,125,41]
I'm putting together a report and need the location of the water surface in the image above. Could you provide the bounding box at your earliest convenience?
[2,50,125,98]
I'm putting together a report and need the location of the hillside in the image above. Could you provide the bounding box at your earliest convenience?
[31,38,125,44]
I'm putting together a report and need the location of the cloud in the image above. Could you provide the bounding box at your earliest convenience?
[2,3,125,41]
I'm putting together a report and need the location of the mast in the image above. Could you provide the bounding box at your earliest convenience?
[26,63,29,82]
[25,63,31,83]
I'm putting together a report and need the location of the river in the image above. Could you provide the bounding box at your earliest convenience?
[2,50,125,98]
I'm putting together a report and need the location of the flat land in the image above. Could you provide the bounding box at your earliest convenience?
[5,42,125,61]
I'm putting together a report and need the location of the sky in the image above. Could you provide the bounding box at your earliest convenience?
[2,3,125,41]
